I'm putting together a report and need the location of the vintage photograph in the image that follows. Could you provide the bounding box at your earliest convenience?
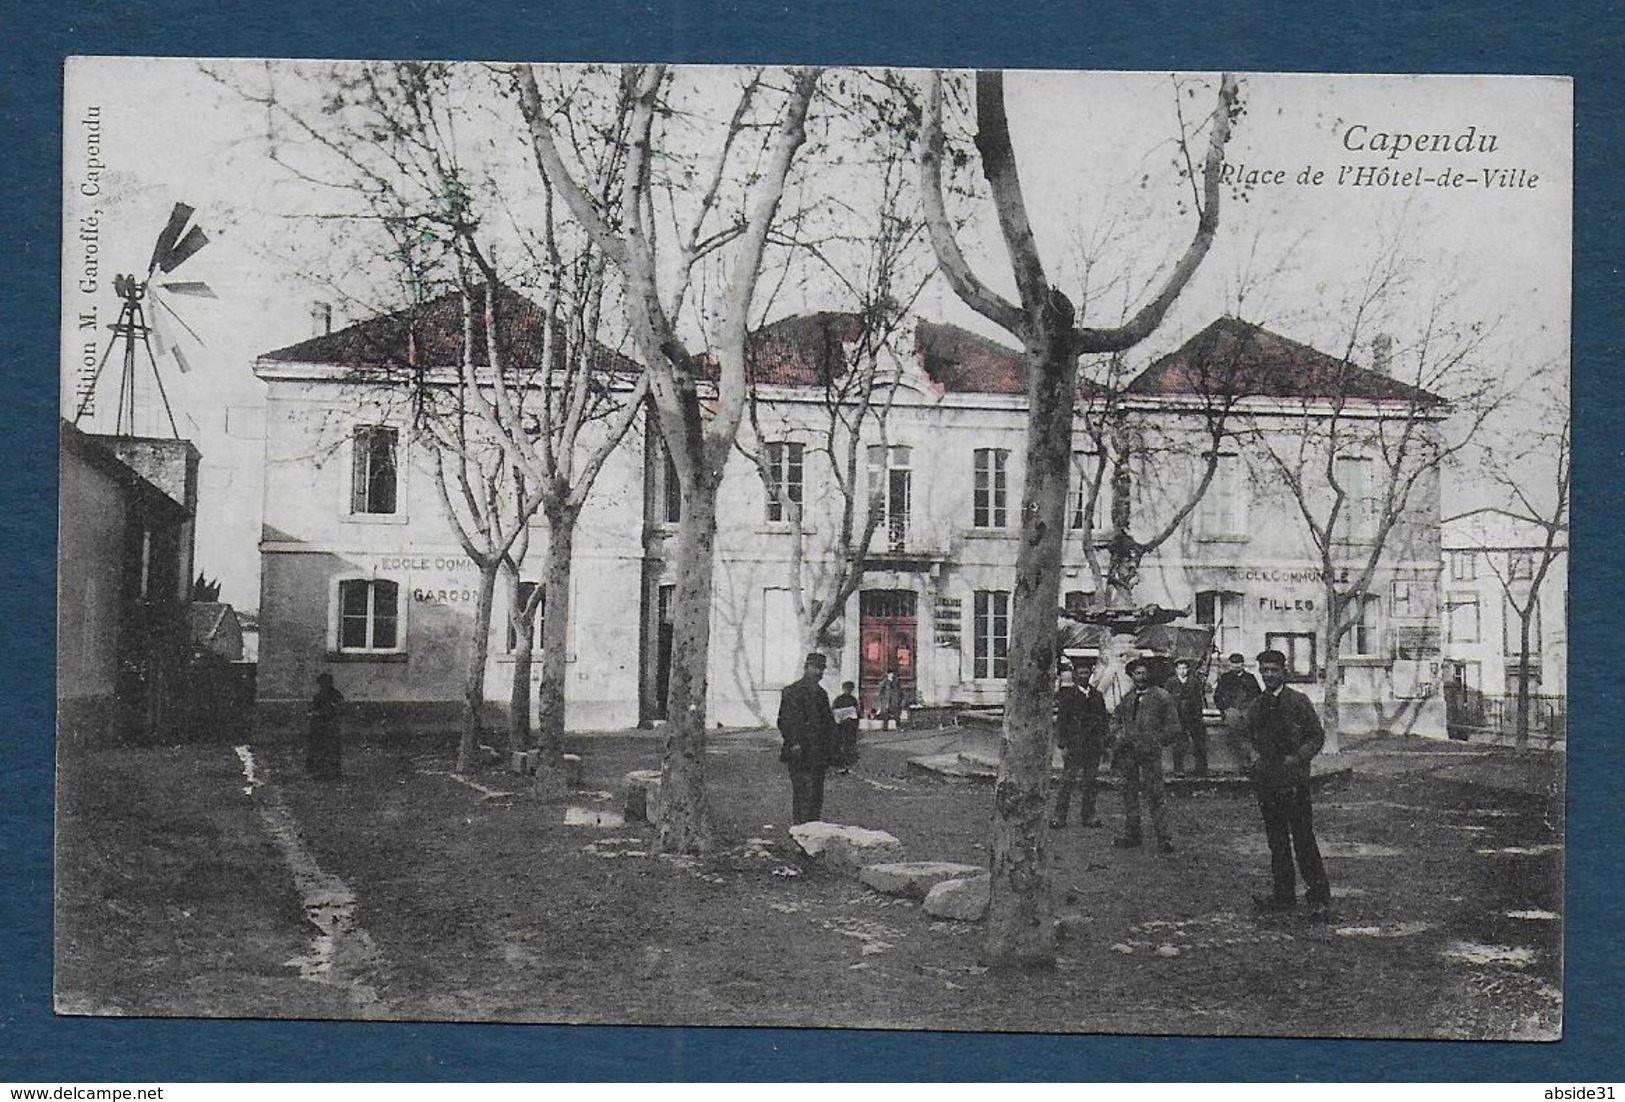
[56,59,1569,1038]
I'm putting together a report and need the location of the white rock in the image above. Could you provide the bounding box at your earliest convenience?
[857,861,984,899]
[789,822,905,873]
[922,874,991,922]
[1155,944,1181,958]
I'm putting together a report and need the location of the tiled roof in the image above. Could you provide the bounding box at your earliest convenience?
[260,286,642,375]
[1126,317,1445,406]
[914,320,1026,395]
[913,320,1108,399]
[743,311,867,386]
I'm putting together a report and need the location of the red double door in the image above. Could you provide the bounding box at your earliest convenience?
[858,590,916,715]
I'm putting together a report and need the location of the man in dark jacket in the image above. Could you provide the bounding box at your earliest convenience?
[1049,662,1111,829]
[1241,648,1332,918]
[1164,657,1208,775]
[1109,656,1183,853]
[777,652,836,825]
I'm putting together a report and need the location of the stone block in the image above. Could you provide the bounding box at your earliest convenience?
[623,769,664,826]
[562,753,584,787]
[922,874,991,922]
[857,861,984,899]
[789,822,905,873]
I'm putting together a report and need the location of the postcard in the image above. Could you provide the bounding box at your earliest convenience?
[57,59,1569,1038]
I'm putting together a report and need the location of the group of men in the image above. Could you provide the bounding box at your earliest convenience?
[778,648,1333,920]
[1045,649,1331,917]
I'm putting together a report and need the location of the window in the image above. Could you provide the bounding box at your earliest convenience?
[764,442,805,523]
[1446,594,1480,644]
[1195,589,1244,658]
[973,448,1009,528]
[1063,589,1093,616]
[1445,660,1481,692]
[1508,550,1536,580]
[351,427,398,515]
[973,590,1010,680]
[868,445,912,551]
[1502,594,1542,655]
[1391,579,1416,617]
[506,581,544,653]
[1449,550,1477,581]
[660,450,682,525]
[1334,456,1376,541]
[338,578,400,652]
[1263,631,1317,681]
[1196,453,1249,538]
[1340,594,1380,658]
[1070,450,1100,531]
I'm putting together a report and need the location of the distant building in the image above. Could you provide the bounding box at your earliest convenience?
[58,420,200,744]
[187,601,245,662]
[1439,508,1567,741]
[253,297,1449,737]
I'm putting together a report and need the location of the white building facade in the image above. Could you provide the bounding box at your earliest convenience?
[254,300,1450,737]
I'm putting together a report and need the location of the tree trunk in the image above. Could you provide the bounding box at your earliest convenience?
[1105,418,1138,605]
[1319,582,1343,755]
[456,561,501,774]
[984,312,1075,968]
[507,612,535,758]
[1515,612,1533,750]
[659,473,721,855]
[533,518,576,788]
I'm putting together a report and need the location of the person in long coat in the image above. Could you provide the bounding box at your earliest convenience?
[1214,652,1263,770]
[1240,648,1332,918]
[1164,658,1209,775]
[1049,663,1111,828]
[777,652,835,824]
[305,672,345,780]
[874,669,904,730]
[1109,656,1183,853]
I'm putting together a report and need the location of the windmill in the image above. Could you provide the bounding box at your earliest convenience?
[72,201,215,438]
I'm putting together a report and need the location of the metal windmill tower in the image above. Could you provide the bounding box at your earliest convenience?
[72,202,214,438]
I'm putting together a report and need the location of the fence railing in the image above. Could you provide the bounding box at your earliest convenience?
[1443,685,1566,747]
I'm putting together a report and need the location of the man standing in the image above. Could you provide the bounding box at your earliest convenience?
[1165,657,1208,775]
[1214,652,1263,771]
[1109,656,1183,853]
[777,652,836,825]
[831,680,861,771]
[874,669,904,731]
[1242,649,1332,919]
[1049,662,1110,829]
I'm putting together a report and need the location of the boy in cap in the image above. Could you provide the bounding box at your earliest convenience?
[777,651,836,824]
[1241,648,1331,918]
[1164,656,1208,775]
[1108,655,1183,853]
[831,680,861,771]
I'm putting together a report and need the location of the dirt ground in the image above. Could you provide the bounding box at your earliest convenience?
[54,723,1564,1038]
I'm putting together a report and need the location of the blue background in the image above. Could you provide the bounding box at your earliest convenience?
[4,0,1620,1081]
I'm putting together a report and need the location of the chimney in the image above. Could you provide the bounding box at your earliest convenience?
[312,301,333,336]
[1371,333,1393,375]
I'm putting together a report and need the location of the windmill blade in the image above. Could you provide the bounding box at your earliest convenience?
[149,303,195,374]
[159,280,217,298]
[148,202,196,276]
[158,225,210,273]
[153,293,205,346]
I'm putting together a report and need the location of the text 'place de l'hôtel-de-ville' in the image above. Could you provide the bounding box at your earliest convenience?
[249,289,1474,738]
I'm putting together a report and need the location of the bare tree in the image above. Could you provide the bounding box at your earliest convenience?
[735,109,933,664]
[1243,261,1502,751]
[517,65,823,853]
[223,61,647,779]
[1473,370,1569,749]
[919,69,1238,967]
